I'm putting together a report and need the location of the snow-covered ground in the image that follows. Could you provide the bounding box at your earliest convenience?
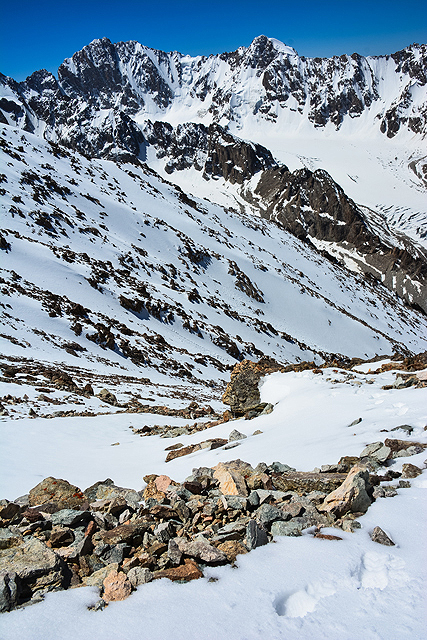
[1,366,426,639]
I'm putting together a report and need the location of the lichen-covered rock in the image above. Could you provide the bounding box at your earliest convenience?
[28,477,86,510]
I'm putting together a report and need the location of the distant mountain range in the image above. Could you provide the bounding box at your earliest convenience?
[1,36,426,381]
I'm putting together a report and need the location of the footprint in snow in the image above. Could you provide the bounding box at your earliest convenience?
[274,581,337,618]
[359,551,407,590]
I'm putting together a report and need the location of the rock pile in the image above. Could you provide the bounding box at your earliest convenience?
[2,438,423,613]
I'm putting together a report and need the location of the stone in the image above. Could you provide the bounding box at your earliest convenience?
[272,471,346,495]
[256,489,289,504]
[49,526,74,548]
[279,502,304,520]
[359,442,391,463]
[270,520,303,537]
[127,567,152,587]
[319,465,371,517]
[99,520,149,546]
[212,520,247,543]
[384,438,427,459]
[165,444,200,462]
[337,456,361,473]
[101,543,131,564]
[154,521,175,543]
[28,477,87,510]
[167,538,183,565]
[192,467,215,479]
[102,570,132,602]
[81,563,119,587]
[228,429,247,442]
[154,475,173,493]
[248,491,260,507]
[390,425,413,436]
[401,463,422,478]
[255,503,284,527]
[0,528,23,550]
[153,559,203,582]
[0,572,20,612]
[246,473,273,491]
[174,539,227,564]
[0,500,21,521]
[216,540,248,563]
[97,389,118,406]
[245,519,268,550]
[51,509,91,528]
[221,496,247,511]
[84,480,141,505]
[222,360,262,414]
[0,537,66,602]
[213,462,248,497]
[269,462,296,473]
[348,418,362,427]
[370,526,395,546]
[313,530,342,541]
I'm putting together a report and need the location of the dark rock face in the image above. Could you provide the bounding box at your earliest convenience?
[143,121,277,184]
[252,166,427,312]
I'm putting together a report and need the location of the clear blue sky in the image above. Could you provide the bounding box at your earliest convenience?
[1,0,426,81]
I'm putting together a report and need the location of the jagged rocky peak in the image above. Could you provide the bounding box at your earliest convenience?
[1,36,426,146]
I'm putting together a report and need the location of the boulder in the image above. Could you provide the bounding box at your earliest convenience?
[213,462,248,497]
[0,537,67,604]
[272,471,346,495]
[173,539,227,564]
[222,360,262,414]
[102,570,132,602]
[319,465,371,517]
[153,559,203,582]
[370,526,395,546]
[401,463,422,478]
[28,477,87,510]
[245,519,268,550]
[384,438,427,459]
[127,567,152,587]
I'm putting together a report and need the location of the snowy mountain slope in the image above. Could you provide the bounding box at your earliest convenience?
[1,125,426,385]
[1,35,426,249]
[136,120,427,311]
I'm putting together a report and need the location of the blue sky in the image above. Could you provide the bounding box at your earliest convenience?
[1,0,426,81]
